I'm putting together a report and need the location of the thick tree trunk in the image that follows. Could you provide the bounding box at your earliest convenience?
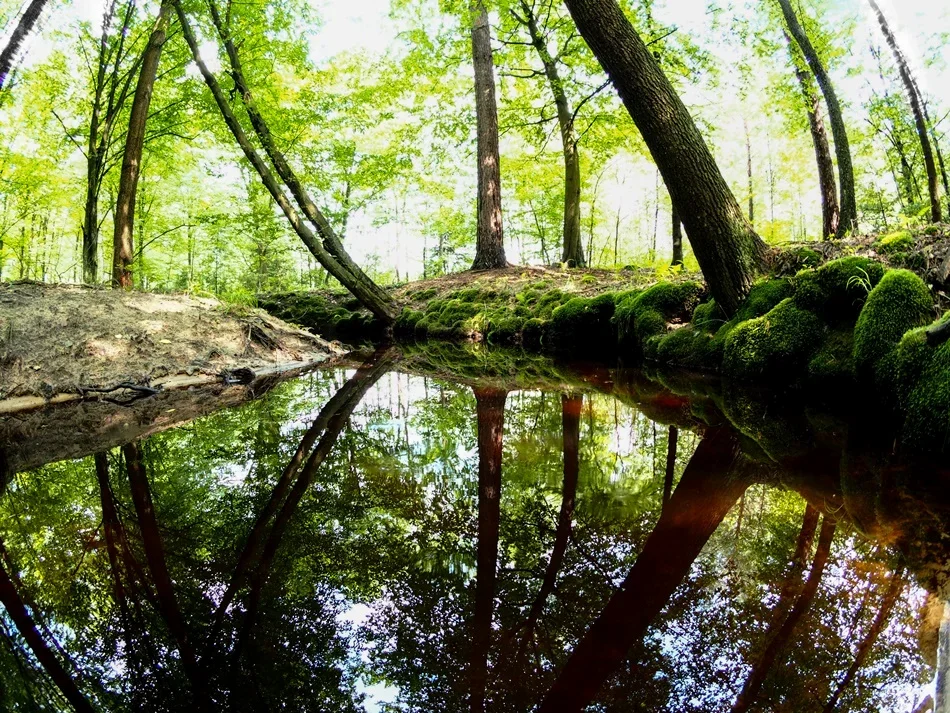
[789,45,840,239]
[470,0,507,270]
[470,386,507,713]
[671,210,684,267]
[537,427,748,712]
[869,0,941,222]
[779,0,857,237]
[0,0,49,89]
[175,2,396,324]
[822,566,904,712]
[731,515,837,713]
[112,1,172,289]
[81,155,101,283]
[518,2,584,267]
[561,0,766,315]
[0,552,94,711]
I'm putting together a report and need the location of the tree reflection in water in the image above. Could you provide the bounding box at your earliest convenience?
[0,359,940,712]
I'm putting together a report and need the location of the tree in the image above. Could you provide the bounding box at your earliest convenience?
[867,0,941,223]
[112,1,174,288]
[0,0,50,90]
[560,0,767,315]
[778,0,857,237]
[470,0,508,270]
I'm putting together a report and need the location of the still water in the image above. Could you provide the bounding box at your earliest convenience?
[0,348,945,712]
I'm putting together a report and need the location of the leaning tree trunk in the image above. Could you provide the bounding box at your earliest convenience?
[469,386,508,713]
[561,0,766,315]
[112,0,172,289]
[174,1,396,324]
[868,0,941,222]
[788,36,840,239]
[778,0,857,238]
[470,0,507,270]
[519,1,584,267]
[0,0,49,89]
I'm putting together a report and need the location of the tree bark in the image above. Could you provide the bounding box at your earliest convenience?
[175,1,396,324]
[0,0,49,89]
[469,386,508,713]
[662,424,677,508]
[868,0,941,222]
[470,0,507,270]
[731,515,837,713]
[822,566,905,712]
[111,0,172,289]
[517,1,584,267]
[779,0,857,237]
[537,427,748,712]
[0,542,94,712]
[788,38,840,239]
[561,0,766,315]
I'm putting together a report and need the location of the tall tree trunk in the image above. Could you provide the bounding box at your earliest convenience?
[175,2,396,324]
[662,425,677,508]
[470,0,507,270]
[731,515,837,713]
[112,0,172,289]
[868,0,941,222]
[470,386,508,713]
[561,0,766,315]
[0,543,94,712]
[745,118,754,225]
[82,152,102,284]
[0,0,49,89]
[822,566,905,712]
[778,0,857,237]
[788,38,840,239]
[671,210,683,267]
[538,427,748,712]
[517,1,584,267]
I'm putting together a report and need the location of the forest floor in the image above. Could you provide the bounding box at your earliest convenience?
[0,282,343,401]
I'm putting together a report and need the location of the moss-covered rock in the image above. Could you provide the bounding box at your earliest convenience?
[793,257,885,323]
[874,229,915,255]
[544,292,619,354]
[722,298,825,381]
[613,281,704,357]
[902,338,950,452]
[853,269,933,382]
[807,329,855,387]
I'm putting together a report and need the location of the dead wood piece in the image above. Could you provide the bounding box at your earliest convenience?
[926,319,950,347]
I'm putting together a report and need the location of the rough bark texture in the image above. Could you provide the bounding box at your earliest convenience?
[561,0,766,315]
[538,427,747,712]
[869,0,941,222]
[789,41,840,239]
[174,2,395,324]
[0,0,49,89]
[517,2,584,267]
[470,0,507,270]
[731,515,837,713]
[470,387,508,713]
[112,1,172,289]
[779,0,857,237]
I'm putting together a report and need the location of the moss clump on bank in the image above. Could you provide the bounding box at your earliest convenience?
[874,230,914,255]
[613,281,705,357]
[902,336,950,452]
[793,256,885,323]
[258,291,384,343]
[544,292,622,354]
[722,298,825,381]
[853,269,934,382]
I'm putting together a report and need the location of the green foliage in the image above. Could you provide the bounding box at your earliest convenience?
[722,298,825,381]
[853,269,934,381]
[793,257,886,323]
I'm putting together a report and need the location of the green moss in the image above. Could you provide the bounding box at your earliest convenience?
[737,278,794,322]
[536,290,571,318]
[613,281,704,356]
[722,298,825,381]
[853,269,933,382]
[521,318,546,348]
[692,300,723,334]
[581,274,598,285]
[793,257,885,323]
[888,251,927,271]
[807,329,855,386]
[486,316,525,345]
[544,293,618,354]
[903,337,950,452]
[412,287,437,301]
[874,229,914,255]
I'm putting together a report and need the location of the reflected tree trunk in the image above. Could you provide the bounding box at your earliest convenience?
[0,542,94,713]
[662,425,678,510]
[822,566,905,712]
[731,514,837,713]
[538,426,747,712]
[470,386,508,713]
[96,452,129,616]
